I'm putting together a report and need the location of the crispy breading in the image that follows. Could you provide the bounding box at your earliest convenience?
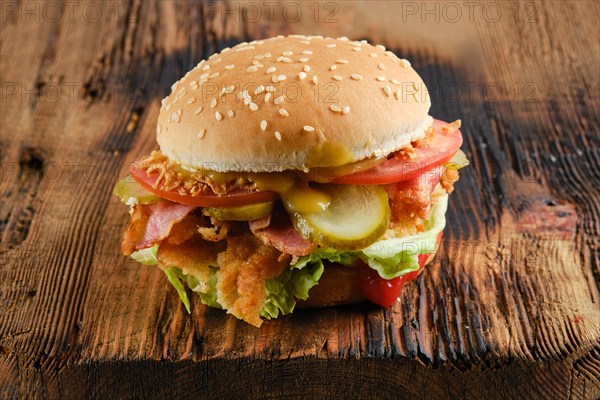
[216,234,291,327]
[157,236,225,292]
[441,168,459,194]
[121,206,150,256]
[167,215,203,245]
[198,210,231,242]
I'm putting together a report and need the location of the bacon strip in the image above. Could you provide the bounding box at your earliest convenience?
[121,201,196,255]
[140,202,196,248]
[249,211,316,256]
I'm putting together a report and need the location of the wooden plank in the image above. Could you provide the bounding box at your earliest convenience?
[1,1,599,398]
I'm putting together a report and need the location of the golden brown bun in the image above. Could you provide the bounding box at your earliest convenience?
[297,251,437,309]
[157,35,432,172]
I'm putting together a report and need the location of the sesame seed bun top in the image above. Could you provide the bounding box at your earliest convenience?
[156,35,431,172]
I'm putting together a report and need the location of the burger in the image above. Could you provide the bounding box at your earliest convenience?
[114,35,468,327]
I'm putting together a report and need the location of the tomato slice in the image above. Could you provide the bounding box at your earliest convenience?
[332,119,462,185]
[129,164,278,207]
[357,232,442,307]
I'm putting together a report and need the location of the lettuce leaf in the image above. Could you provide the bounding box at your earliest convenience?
[358,194,448,279]
[260,259,324,319]
[164,267,192,313]
[130,245,159,265]
[196,267,222,309]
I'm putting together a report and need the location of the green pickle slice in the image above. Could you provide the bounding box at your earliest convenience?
[207,201,274,221]
[113,175,161,205]
[289,184,390,251]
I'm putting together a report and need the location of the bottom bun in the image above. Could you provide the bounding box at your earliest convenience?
[297,249,438,309]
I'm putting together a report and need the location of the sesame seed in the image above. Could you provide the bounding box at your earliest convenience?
[350,41,362,47]
[339,36,349,41]
[391,78,400,85]
[385,51,395,57]
[274,95,285,105]
[266,66,277,74]
[300,40,310,44]
[378,63,385,70]
[228,110,234,117]
[352,47,361,52]
[302,50,313,55]
[260,120,267,131]
[281,57,293,63]
[383,86,392,97]
[266,86,276,92]
[299,71,307,80]
[329,104,342,112]
[336,59,349,64]
[265,92,272,102]
[312,75,318,84]
[303,125,315,132]
[399,59,411,69]
[189,81,198,89]
[209,72,220,78]
[213,58,222,64]
[187,98,196,104]
[299,57,309,62]
[176,109,182,116]
[247,66,258,72]
[210,98,217,108]
[376,76,386,82]
[376,44,385,51]
[330,65,337,71]
[283,50,293,56]
[275,131,282,140]
[194,106,203,115]
[225,64,235,70]
[197,129,206,139]
[171,112,181,123]
[249,102,258,111]
[222,47,230,52]
[303,65,311,72]
[215,111,222,121]
[395,90,401,100]
[278,74,287,81]
[279,108,289,117]
[225,85,235,93]
[332,75,343,81]
[272,75,279,83]
[255,85,265,94]
[370,52,378,58]
[327,44,336,48]
[351,74,363,80]
[202,65,210,71]
[342,106,350,114]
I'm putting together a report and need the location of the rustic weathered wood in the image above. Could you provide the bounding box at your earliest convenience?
[1,1,599,398]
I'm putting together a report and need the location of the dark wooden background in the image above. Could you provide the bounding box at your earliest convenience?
[1,1,599,399]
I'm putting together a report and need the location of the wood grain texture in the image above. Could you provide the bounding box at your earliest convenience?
[0,1,599,398]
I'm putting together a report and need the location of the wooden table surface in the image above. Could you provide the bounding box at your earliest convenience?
[1,1,599,399]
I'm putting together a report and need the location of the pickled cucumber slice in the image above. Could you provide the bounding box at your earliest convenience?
[113,175,161,205]
[207,201,274,221]
[289,184,390,250]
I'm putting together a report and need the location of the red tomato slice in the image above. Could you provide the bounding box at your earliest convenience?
[129,164,278,207]
[332,119,462,185]
[357,232,443,307]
